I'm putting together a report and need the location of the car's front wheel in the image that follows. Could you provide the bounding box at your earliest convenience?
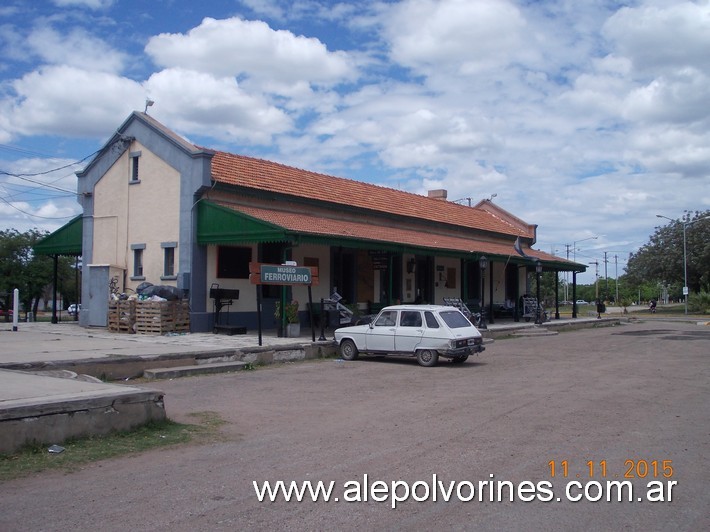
[339,339,359,361]
[416,349,439,367]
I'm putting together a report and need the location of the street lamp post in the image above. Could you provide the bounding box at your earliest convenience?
[571,236,598,263]
[566,236,598,306]
[479,255,488,329]
[535,259,542,324]
[656,213,710,314]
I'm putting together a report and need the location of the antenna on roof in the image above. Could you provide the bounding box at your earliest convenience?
[452,197,472,207]
[144,98,155,114]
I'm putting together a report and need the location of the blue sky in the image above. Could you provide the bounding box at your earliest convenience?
[1,0,709,285]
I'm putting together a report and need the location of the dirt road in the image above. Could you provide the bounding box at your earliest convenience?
[1,319,708,531]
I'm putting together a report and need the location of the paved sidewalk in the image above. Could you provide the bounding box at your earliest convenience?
[0,321,314,366]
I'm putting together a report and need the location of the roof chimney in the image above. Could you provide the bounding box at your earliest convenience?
[428,189,448,201]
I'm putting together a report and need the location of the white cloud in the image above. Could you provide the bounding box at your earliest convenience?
[0,198,80,233]
[622,69,710,127]
[145,68,292,144]
[145,17,357,89]
[239,0,286,21]
[26,25,126,73]
[626,127,710,178]
[603,2,710,75]
[384,0,526,75]
[52,0,115,9]
[240,0,364,25]
[2,65,144,139]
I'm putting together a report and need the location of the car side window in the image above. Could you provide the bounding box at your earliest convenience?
[374,310,397,327]
[424,311,439,328]
[400,311,422,327]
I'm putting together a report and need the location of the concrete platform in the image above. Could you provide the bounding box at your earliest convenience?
[0,369,165,453]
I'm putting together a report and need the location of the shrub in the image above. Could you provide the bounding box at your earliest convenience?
[688,292,710,314]
[275,300,300,323]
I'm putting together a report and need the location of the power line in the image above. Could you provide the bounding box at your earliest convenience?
[0,195,79,220]
[2,174,77,195]
[0,143,56,158]
[0,149,99,178]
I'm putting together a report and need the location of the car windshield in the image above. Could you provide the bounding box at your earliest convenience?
[439,310,471,329]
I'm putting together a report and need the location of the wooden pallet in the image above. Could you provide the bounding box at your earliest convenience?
[134,300,190,335]
[108,300,136,333]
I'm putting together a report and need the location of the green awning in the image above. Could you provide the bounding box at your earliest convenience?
[196,201,288,244]
[34,215,83,256]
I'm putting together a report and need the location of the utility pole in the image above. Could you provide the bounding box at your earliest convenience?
[564,244,572,302]
[614,254,619,304]
[603,251,609,297]
[589,261,599,300]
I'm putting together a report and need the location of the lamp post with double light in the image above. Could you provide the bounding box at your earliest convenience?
[571,235,598,263]
[479,255,488,329]
[656,213,710,314]
[566,236,598,305]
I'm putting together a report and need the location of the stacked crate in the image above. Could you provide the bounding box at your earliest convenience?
[134,300,190,334]
[108,300,136,333]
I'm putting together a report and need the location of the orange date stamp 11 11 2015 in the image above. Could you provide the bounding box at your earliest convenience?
[548,459,674,479]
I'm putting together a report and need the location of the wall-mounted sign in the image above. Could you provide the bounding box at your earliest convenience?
[369,250,390,270]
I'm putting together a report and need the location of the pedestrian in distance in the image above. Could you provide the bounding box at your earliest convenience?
[596,298,605,319]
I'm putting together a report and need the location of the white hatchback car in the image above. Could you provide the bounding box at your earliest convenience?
[334,305,485,367]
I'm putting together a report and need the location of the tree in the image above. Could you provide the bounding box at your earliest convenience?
[0,228,76,317]
[626,210,710,298]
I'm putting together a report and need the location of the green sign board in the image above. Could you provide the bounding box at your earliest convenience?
[260,265,312,285]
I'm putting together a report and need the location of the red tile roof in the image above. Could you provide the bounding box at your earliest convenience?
[210,151,531,239]
[220,202,561,262]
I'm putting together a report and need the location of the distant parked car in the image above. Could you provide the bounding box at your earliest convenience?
[68,304,81,316]
[0,305,12,319]
[575,299,589,305]
[334,304,485,367]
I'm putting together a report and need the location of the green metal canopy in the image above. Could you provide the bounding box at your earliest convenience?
[34,215,83,256]
[196,201,288,244]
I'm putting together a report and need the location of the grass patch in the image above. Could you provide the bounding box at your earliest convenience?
[0,411,226,482]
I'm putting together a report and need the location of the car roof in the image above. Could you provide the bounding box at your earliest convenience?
[379,305,461,312]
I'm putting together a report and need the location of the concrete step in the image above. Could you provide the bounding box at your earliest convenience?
[143,361,248,380]
[513,328,559,337]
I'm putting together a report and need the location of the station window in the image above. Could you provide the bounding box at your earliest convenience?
[217,246,251,279]
[130,151,141,183]
[161,242,177,279]
[130,243,145,279]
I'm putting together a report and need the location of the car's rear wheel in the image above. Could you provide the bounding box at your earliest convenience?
[339,339,359,360]
[451,354,469,364]
[416,349,438,367]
